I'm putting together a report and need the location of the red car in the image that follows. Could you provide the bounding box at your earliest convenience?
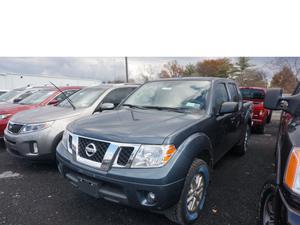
[0,86,82,138]
[240,87,272,133]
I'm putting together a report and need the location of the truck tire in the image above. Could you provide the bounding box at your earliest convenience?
[233,124,250,156]
[164,159,209,225]
[266,111,272,124]
[257,123,265,134]
[257,175,281,225]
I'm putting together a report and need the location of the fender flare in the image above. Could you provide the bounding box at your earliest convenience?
[170,133,214,180]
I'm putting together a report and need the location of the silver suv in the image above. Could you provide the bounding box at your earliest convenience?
[4,84,138,160]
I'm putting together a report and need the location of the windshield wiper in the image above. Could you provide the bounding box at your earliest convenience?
[122,104,147,110]
[142,106,188,113]
[49,82,76,110]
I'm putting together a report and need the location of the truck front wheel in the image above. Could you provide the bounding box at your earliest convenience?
[164,159,209,225]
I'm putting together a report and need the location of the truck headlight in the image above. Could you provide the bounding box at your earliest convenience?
[284,147,300,195]
[0,114,12,120]
[19,121,54,134]
[131,145,176,168]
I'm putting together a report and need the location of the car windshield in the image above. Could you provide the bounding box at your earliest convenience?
[58,87,107,108]
[19,90,55,105]
[240,89,265,100]
[123,80,211,113]
[0,90,23,102]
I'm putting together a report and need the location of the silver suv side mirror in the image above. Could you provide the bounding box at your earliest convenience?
[100,103,115,111]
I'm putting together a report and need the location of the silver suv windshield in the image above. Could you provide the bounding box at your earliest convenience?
[19,90,55,105]
[123,80,211,113]
[0,90,23,102]
[58,87,107,108]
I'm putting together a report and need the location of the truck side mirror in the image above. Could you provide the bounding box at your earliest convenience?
[219,102,238,115]
[100,103,115,111]
[264,88,283,110]
[265,88,300,116]
[13,98,22,103]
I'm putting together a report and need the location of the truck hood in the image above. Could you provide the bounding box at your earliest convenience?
[0,103,34,114]
[11,106,86,124]
[68,108,204,145]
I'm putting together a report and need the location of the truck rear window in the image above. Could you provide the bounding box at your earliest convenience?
[240,89,265,100]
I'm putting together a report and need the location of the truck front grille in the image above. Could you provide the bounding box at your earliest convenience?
[117,147,135,166]
[8,123,23,134]
[73,134,140,170]
[78,137,110,163]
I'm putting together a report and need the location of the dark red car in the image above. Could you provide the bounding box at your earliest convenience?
[0,86,82,138]
[240,87,272,133]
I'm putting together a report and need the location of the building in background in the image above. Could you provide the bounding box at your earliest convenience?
[0,73,102,90]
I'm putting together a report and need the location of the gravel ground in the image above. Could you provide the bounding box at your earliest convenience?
[0,119,278,225]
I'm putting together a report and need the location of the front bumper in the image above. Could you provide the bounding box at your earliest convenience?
[279,188,300,225]
[4,127,58,160]
[56,142,185,211]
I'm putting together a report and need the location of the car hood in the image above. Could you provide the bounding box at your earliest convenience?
[0,103,34,114]
[68,108,204,145]
[10,106,87,124]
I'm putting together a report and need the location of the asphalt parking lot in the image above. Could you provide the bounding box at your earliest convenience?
[0,117,279,225]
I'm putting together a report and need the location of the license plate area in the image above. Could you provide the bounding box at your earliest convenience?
[78,177,99,198]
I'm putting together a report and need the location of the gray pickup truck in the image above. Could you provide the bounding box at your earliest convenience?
[56,77,252,225]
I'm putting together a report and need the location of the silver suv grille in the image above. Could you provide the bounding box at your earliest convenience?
[71,134,140,170]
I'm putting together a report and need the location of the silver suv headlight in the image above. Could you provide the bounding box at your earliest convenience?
[19,121,54,134]
[131,145,176,168]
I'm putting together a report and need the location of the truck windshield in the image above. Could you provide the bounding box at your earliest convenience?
[0,90,23,102]
[19,90,55,105]
[123,80,211,113]
[58,87,106,108]
[240,89,265,100]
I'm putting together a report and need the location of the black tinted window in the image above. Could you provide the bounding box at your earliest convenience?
[215,83,229,112]
[102,87,136,106]
[228,83,239,102]
[240,88,265,99]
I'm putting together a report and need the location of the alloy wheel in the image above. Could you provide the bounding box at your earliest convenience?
[186,173,205,213]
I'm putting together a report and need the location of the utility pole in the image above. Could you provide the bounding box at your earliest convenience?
[125,56,129,83]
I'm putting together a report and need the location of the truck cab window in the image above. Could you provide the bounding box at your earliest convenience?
[214,83,229,112]
[228,83,239,102]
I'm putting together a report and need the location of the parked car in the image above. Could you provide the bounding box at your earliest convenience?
[0,90,8,96]
[0,86,81,139]
[4,84,138,160]
[240,87,271,133]
[0,86,42,104]
[56,78,252,225]
[258,85,300,225]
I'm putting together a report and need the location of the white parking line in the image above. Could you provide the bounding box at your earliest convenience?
[0,171,21,179]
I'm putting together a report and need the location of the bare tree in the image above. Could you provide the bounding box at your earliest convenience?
[159,60,184,78]
[270,57,300,79]
[138,65,156,83]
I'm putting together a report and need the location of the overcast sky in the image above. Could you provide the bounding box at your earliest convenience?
[0,57,276,82]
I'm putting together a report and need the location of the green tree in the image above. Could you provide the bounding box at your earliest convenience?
[183,64,198,76]
[233,57,253,85]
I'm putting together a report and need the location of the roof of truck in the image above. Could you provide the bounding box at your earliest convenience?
[151,77,234,82]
